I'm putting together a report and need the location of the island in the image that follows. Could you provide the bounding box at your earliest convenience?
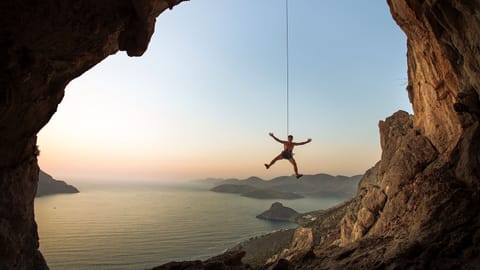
[256,202,300,222]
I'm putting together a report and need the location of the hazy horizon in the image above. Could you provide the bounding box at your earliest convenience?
[42,171,364,186]
[38,0,409,182]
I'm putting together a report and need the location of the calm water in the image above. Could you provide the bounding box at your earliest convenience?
[35,182,344,270]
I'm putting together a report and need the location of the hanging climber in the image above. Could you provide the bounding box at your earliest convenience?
[264,133,312,179]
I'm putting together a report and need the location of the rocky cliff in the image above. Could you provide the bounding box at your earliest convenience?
[0,0,479,269]
[266,109,479,269]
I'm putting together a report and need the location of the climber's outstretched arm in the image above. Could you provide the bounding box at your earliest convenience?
[294,138,312,146]
[269,133,286,144]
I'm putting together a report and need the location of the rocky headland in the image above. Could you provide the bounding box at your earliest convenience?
[36,170,79,197]
[1,1,479,269]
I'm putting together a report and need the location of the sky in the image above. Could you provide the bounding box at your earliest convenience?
[38,0,410,182]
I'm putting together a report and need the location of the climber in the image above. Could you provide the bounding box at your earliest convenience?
[264,133,312,179]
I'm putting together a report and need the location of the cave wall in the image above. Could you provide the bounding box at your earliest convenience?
[0,1,185,269]
[385,0,480,217]
[338,0,480,251]
[388,0,480,181]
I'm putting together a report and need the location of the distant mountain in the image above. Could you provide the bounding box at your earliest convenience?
[221,176,268,188]
[36,170,79,197]
[203,173,362,199]
[211,184,303,199]
[211,184,257,194]
[242,189,303,200]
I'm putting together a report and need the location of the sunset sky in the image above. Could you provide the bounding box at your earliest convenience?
[38,0,410,182]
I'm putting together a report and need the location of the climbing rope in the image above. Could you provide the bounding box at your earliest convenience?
[285,0,290,137]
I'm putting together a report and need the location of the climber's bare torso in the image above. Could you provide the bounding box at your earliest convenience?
[283,141,295,152]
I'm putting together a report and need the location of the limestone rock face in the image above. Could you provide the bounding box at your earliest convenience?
[388,1,467,155]
[0,1,185,269]
[387,0,480,183]
[341,110,437,245]
[266,227,314,264]
[283,111,479,269]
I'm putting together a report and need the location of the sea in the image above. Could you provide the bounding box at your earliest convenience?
[35,182,345,270]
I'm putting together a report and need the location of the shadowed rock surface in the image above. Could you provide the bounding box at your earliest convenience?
[36,170,79,197]
[1,0,480,269]
[150,250,249,270]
